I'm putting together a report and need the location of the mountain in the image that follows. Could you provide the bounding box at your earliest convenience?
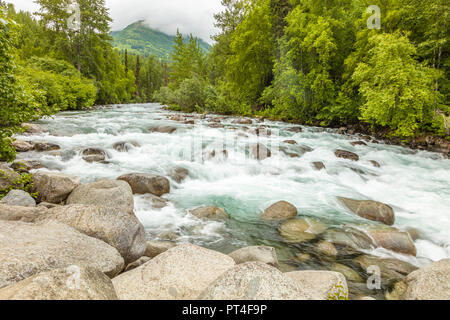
[111,21,211,60]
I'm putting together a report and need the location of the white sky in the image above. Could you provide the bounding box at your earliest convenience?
[7,0,223,43]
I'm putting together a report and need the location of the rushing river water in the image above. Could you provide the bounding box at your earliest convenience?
[15,103,450,297]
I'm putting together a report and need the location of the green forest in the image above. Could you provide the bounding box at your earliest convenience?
[1,0,449,163]
[158,0,449,139]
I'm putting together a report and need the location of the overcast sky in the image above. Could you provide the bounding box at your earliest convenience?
[8,0,223,42]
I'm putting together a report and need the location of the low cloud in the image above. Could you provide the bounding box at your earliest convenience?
[8,0,223,43]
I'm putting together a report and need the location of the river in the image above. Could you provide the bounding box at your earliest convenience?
[15,103,450,297]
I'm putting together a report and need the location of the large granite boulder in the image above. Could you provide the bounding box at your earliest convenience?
[0,267,118,300]
[0,204,47,222]
[0,190,36,207]
[260,201,297,221]
[117,173,170,197]
[32,171,81,204]
[338,197,395,226]
[387,259,450,300]
[12,139,33,152]
[112,243,235,300]
[285,271,348,300]
[144,241,177,258]
[66,179,134,215]
[40,205,146,264]
[198,262,309,300]
[228,246,279,267]
[0,220,124,289]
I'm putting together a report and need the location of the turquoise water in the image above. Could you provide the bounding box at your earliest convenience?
[15,103,450,296]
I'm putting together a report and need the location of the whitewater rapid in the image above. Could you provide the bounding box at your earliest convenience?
[15,103,450,270]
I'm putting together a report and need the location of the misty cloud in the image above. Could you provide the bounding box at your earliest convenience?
[8,0,223,43]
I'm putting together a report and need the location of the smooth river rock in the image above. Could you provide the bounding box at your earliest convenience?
[0,220,124,289]
[117,173,170,197]
[32,171,81,204]
[189,206,229,220]
[40,204,146,264]
[0,267,119,300]
[279,218,327,243]
[260,201,297,221]
[368,227,417,256]
[335,150,359,161]
[66,179,134,215]
[228,246,279,267]
[12,139,33,152]
[0,190,36,207]
[338,197,395,226]
[387,259,450,300]
[82,148,106,163]
[285,271,348,300]
[198,262,309,300]
[112,243,235,300]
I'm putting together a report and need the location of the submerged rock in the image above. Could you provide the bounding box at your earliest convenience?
[368,227,417,256]
[149,126,177,134]
[0,190,36,207]
[190,206,229,220]
[284,140,297,145]
[0,267,119,300]
[287,127,303,133]
[117,173,170,197]
[331,263,364,283]
[40,204,146,264]
[312,162,326,171]
[316,241,338,257]
[260,201,298,221]
[112,243,235,300]
[199,262,309,300]
[279,218,327,243]
[33,142,60,152]
[228,246,279,267]
[387,259,450,300]
[350,141,367,147]
[285,271,348,300]
[169,167,189,183]
[67,179,134,215]
[113,141,140,152]
[338,197,395,226]
[142,194,170,209]
[0,220,124,288]
[231,118,253,125]
[32,171,81,204]
[369,160,381,168]
[335,150,359,161]
[322,227,375,252]
[82,148,106,163]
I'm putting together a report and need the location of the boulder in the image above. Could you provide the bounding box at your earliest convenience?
[82,148,106,163]
[208,123,225,129]
[0,267,119,300]
[331,263,364,283]
[142,194,170,209]
[338,197,395,226]
[368,228,417,256]
[312,162,326,171]
[284,140,297,145]
[145,241,177,258]
[40,205,146,264]
[0,220,124,288]
[21,123,47,135]
[287,127,303,133]
[285,271,348,300]
[353,255,418,288]
[260,201,297,221]
[66,179,134,215]
[0,163,21,190]
[387,259,450,300]
[0,204,47,222]
[350,141,367,147]
[32,171,81,204]
[190,206,229,220]
[0,190,36,207]
[228,246,278,267]
[124,257,151,272]
[12,140,33,152]
[250,143,271,160]
[369,160,381,168]
[198,262,309,300]
[169,167,189,183]
[316,241,338,257]
[322,227,375,252]
[112,243,235,300]
[113,141,140,152]
[279,218,327,243]
[335,150,359,161]
[33,142,60,152]
[149,126,177,134]
[231,118,253,125]
[10,160,43,173]
[117,173,170,196]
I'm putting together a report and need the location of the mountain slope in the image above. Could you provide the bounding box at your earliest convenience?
[111,21,210,60]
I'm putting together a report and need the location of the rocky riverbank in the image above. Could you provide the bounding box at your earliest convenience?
[0,111,449,300]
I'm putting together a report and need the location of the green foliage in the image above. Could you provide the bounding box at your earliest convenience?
[0,168,37,200]
[111,20,210,60]
[328,282,350,301]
